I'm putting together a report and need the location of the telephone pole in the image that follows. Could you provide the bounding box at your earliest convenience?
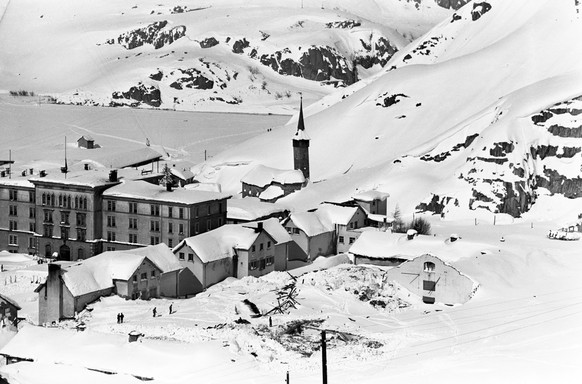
[321,330,327,384]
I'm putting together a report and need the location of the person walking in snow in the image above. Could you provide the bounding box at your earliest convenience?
[120,313,124,323]
[153,307,157,317]
[117,313,121,324]
[169,303,173,314]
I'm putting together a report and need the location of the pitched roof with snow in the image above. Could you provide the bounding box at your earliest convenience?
[259,185,285,201]
[84,147,163,169]
[29,169,119,188]
[227,197,288,221]
[103,180,231,205]
[0,293,21,310]
[170,167,195,181]
[77,135,94,142]
[316,203,360,226]
[289,211,333,237]
[352,190,390,202]
[241,165,305,188]
[177,225,262,263]
[243,218,292,244]
[129,243,182,274]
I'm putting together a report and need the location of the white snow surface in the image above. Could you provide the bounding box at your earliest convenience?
[227,197,288,221]
[241,164,305,187]
[102,180,231,204]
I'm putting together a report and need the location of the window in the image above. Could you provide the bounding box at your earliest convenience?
[29,191,34,203]
[266,256,274,266]
[150,204,160,216]
[8,190,17,201]
[43,210,53,223]
[168,207,173,218]
[179,223,184,234]
[76,213,86,227]
[286,227,292,234]
[129,217,138,230]
[168,238,173,247]
[107,200,116,211]
[43,225,53,237]
[29,207,35,219]
[195,207,199,217]
[28,238,35,249]
[293,228,300,235]
[150,236,160,245]
[61,227,69,240]
[188,253,194,262]
[194,222,199,234]
[349,222,354,229]
[133,275,138,283]
[29,222,36,233]
[179,208,184,219]
[78,248,84,259]
[77,229,86,241]
[9,205,17,216]
[140,273,147,280]
[45,244,51,257]
[107,215,116,227]
[42,193,47,206]
[251,245,256,252]
[151,270,156,278]
[218,217,223,227]
[61,211,70,225]
[260,243,264,251]
[168,222,173,233]
[107,231,116,242]
[259,258,266,270]
[423,280,437,291]
[8,235,17,246]
[267,241,271,249]
[129,202,138,214]
[339,236,344,244]
[150,220,160,232]
[349,237,356,244]
[9,220,17,231]
[249,260,258,270]
[424,262,436,272]
[179,252,185,260]
[206,219,211,230]
[129,233,138,244]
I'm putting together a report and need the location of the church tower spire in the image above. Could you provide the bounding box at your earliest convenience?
[292,95,310,180]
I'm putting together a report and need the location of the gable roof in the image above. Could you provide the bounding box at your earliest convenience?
[227,197,288,222]
[241,165,305,188]
[77,135,94,142]
[243,218,292,244]
[352,190,390,202]
[288,211,333,237]
[0,293,21,310]
[129,243,182,274]
[84,147,163,169]
[317,203,361,226]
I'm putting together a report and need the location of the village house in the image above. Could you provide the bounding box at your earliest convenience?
[101,180,230,252]
[35,244,190,324]
[77,135,96,149]
[172,218,291,293]
[168,161,196,187]
[283,211,336,260]
[385,254,478,305]
[0,293,21,330]
[227,197,289,224]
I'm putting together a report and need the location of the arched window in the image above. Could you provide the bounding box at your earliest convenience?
[67,195,71,208]
[78,248,84,260]
[83,197,88,210]
[424,262,435,272]
[51,193,55,206]
[42,193,46,205]
[75,196,79,209]
[45,243,52,257]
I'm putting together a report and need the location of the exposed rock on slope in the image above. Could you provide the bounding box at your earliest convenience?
[116,21,186,50]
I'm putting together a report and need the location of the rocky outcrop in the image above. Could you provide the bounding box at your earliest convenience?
[259,46,357,86]
[489,141,514,157]
[356,37,398,69]
[416,194,459,214]
[149,70,163,81]
[116,21,186,50]
[111,83,161,107]
[471,2,492,21]
[420,133,478,162]
[232,38,250,54]
[326,20,361,29]
[376,93,409,108]
[169,68,216,90]
[536,169,582,198]
[436,0,471,10]
[200,37,219,49]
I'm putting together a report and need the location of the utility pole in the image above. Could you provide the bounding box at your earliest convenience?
[321,330,327,384]
[204,149,207,161]
[286,371,290,384]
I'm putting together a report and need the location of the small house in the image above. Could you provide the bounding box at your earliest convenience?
[227,197,289,224]
[77,135,95,149]
[241,165,306,202]
[283,212,335,261]
[385,254,478,305]
[0,293,21,330]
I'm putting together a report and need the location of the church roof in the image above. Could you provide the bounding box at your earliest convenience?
[293,97,310,141]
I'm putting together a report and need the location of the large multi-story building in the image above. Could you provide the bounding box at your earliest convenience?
[0,169,230,260]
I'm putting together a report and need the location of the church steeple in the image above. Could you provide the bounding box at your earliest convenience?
[292,96,310,180]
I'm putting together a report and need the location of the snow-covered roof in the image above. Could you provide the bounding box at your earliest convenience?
[352,190,390,202]
[177,225,262,263]
[293,129,310,141]
[259,185,285,201]
[316,203,360,226]
[84,147,163,169]
[243,218,292,244]
[227,197,288,221]
[289,211,333,237]
[129,243,182,274]
[170,167,194,181]
[103,180,231,205]
[77,135,94,142]
[367,214,394,223]
[0,177,34,188]
[0,293,21,310]
[29,169,119,188]
[184,182,222,192]
[241,164,305,187]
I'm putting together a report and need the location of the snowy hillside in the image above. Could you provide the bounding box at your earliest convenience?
[0,0,454,113]
[199,0,582,218]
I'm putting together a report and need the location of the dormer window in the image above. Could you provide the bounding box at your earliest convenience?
[424,262,435,272]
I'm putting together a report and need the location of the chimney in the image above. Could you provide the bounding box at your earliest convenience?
[1,171,5,178]
[21,170,26,177]
[40,170,46,177]
[109,169,118,182]
[29,168,34,175]
[255,222,264,233]
[84,164,89,171]
[166,183,172,192]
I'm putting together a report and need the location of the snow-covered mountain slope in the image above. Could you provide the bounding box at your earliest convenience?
[0,0,453,113]
[199,0,582,218]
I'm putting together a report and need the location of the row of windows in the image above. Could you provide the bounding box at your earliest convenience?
[8,204,36,219]
[107,201,188,219]
[338,236,356,245]
[178,252,194,262]
[41,193,88,210]
[42,210,86,227]
[132,270,157,283]
[7,235,37,249]
[7,189,34,203]
[249,256,274,271]
[250,241,271,252]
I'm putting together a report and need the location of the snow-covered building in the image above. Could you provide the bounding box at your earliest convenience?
[173,219,292,293]
[77,135,95,149]
[35,244,192,324]
[385,254,478,305]
[240,165,305,202]
[0,293,21,330]
[169,161,196,187]
[227,197,289,224]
